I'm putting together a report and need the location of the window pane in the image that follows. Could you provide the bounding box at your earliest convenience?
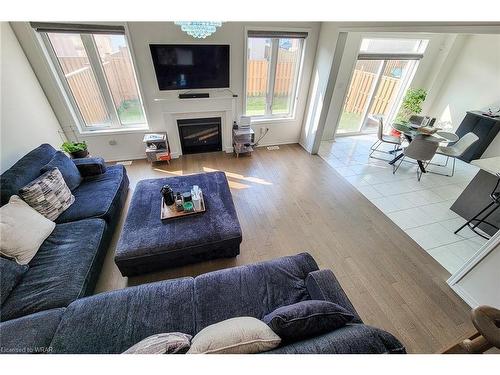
[361,60,412,133]
[359,38,427,54]
[246,37,271,116]
[272,38,302,115]
[47,33,112,128]
[93,34,146,125]
[337,60,384,134]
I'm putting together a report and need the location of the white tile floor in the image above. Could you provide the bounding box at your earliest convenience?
[318,135,488,274]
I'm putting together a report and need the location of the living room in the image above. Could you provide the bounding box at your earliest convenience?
[1,0,500,372]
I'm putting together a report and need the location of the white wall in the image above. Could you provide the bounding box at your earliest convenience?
[10,22,320,161]
[0,22,65,173]
[426,34,500,158]
[300,23,340,152]
[449,233,500,308]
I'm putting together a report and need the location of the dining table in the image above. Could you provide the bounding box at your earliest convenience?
[388,122,459,173]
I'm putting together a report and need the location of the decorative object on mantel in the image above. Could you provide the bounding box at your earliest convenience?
[174,21,222,39]
[61,141,88,159]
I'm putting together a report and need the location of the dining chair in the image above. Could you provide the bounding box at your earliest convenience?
[432,132,479,177]
[392,136,439,181]
[369,118,401,160]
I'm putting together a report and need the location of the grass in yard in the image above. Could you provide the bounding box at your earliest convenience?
[118,99,145,124]
[246,96,290,116]
[337,112,362,133]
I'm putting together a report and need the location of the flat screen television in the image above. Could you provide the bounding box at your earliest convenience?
[149,44,230,91]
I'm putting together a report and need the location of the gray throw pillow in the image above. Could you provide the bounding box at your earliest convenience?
[19,168,75,221]
[41,151,82,191]
[262,300,355,342]
[0,257,28,304]
[122,332,192,354]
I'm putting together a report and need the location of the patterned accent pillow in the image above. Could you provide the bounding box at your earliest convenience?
[19,168,75,221]
[123,332,192,354]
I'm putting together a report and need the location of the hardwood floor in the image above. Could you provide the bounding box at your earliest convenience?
[95,144,474,353]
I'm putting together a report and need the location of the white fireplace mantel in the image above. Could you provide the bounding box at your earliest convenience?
[155,96,236,158]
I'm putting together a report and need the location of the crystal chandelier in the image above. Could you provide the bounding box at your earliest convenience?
[174,22,222,39]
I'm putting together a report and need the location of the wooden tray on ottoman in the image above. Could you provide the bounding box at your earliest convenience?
[161,194,206,220]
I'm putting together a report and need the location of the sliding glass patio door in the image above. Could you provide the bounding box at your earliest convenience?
[336,38,427,135]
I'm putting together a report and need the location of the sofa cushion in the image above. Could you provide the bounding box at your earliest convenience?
[0,257,28,305]
[50,279,196,354]
[0,219,107,321]
[55,165,128,224]
[262,300,355,342]
[0,308,65,354]
[305,269,362,323]
[72,157,107,177]
[264,324,406,354]
[0,195,55,265]
[1,144,57,206]
[41,151,82,191]
[193,253,319,332]
[19,168,75,221]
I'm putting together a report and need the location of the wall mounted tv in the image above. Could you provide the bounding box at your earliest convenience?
[150,44,230,91]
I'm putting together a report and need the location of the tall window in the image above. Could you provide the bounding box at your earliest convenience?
[33,23,147,131]
[245,31,306,119]
[336,38,428,135]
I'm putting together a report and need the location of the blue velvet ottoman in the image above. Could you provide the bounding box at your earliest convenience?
[115,172,242,276]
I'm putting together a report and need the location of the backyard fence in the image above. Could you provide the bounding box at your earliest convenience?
[60,47,138,125]
[343,60,402,117]
[246,60,297,97]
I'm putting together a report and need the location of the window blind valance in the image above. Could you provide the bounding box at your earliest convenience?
[247,30,308,39]
[30,22,125,35]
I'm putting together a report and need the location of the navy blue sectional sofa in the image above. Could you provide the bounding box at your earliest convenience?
[0,144,129,322]
[0,253,405,354]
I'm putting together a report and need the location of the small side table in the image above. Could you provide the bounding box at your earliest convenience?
[233,128,254,158]
[144,133,170,164]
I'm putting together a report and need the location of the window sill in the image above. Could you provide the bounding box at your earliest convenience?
[250,116,296,125]
[78,125,150,137]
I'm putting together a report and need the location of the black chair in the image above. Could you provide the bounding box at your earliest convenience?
[455,173,500,240]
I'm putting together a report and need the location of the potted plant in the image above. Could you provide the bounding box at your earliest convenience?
[395,88,427,124]
[61,141,89,159]
[390,88,427,136]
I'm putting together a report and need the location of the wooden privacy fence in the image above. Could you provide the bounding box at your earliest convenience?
[246,60,297,96]
[343,61,403,117]
[60,47,138,125]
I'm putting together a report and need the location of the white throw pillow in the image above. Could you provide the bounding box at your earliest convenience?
[0,195,55,265]
[187,317,281,354]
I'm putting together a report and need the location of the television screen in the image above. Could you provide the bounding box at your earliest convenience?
[149,44,230,91]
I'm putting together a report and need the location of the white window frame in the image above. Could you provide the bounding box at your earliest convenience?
[38,28,148,133]
[244,30,306,122]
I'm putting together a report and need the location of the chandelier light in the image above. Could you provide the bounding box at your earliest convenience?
[174,22,223,39]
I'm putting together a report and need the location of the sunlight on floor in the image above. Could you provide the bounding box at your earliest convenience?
[153,168,185,176]
[202,166,273,186]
